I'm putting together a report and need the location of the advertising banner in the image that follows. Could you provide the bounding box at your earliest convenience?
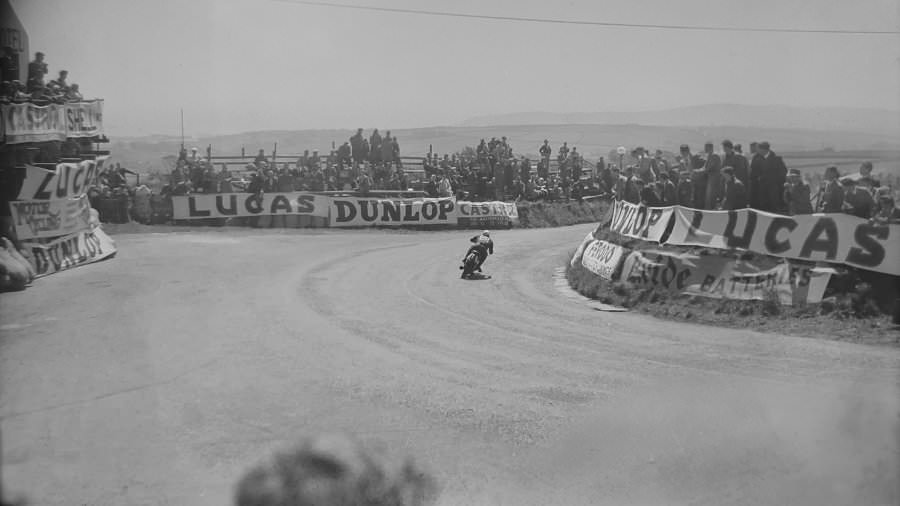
[607,200,674,242]
[619,249,830,305]
[570,230,596,267]
[1,102,67,143]
[21,226,117,278]
[171,192,330,219]
[667,207,900,276]
[457,201,519,227]
[9,194,91,240]
[64,100,104,138]
[16,156,110,201]
[330,197,458,227]
[581,239,628,280]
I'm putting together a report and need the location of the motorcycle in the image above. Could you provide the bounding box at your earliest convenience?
[460,248,484,279]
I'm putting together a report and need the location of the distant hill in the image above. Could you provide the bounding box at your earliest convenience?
[108,122,898,172]
[460,104,900,138]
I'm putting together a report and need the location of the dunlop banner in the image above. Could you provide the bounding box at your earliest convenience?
[16,156,110,200]
[667,207,900,276]
[458,201,519,227]
[21,226,117,278]
[171,192,330,219]
[9,194,91,240]
[607,200,674,242]
[620,249,831,305]
[581,239,628,280]
[330,197,458,227]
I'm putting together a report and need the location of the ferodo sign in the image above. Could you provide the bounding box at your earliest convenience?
[21,226,117,278]
[16,156,109,200]
[330,197,458,227]
[668,207,900,276]
[581,239,628,280]
[171,192,329,219]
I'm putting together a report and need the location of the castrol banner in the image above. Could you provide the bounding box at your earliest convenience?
[620,249,831,305]
[667,207,900,276]
[2,102,67,143]
[20,226,117,278]
[9,194,92,240]
[607,200,673,242]
[329,197,458,227]
[581,239,628,280]
[2,101,105,144]
[171,192,330,219]
[457,201,518,227]
[16,156,110,200]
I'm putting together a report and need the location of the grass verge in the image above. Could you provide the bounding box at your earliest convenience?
[566,249,900,346]
[516,199,610,228]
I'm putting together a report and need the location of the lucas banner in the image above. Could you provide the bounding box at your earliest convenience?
[330,197,458,227]
[457,201,519,227]
[581,239,628,280]
[667,207,900,276]
[21,226,117,278]
[171,192,330,219]
[9,194,92,240]
[619,249,831,305]
[16,156,110,201]
[2,101,105,144]
[607,200,674,242]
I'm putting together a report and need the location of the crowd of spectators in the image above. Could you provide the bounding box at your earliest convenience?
[602,140,899,224]
[0,50,86,105]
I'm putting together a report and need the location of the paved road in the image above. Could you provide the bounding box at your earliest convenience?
[2,225,898,506]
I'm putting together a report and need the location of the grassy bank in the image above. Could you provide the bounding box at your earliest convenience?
[515,198,610,228]
[566,250,899,346]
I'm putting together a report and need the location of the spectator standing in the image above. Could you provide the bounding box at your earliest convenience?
[49,70,69,92]
[369,129,382,163]
[721,140,748,184]
[849,161,881,192]
[840,178,875,219]
[0,46,18,83]
[392,136,401,168]
[634,147,656,183]
[754,141,788,213]
[539,140,552,179]
[381,131,394,168]
[676,170,694,207]
[783,169,814,215]
[748,141,763,208]
[27,51,47,91]
[350,128,365,167]
[438,173,452,198]
[623,167,640,204]
[720,166,748,210]
[702,142,722,209]
[816,166,844,213]
[657,172,677,205]
[871,188,900,225]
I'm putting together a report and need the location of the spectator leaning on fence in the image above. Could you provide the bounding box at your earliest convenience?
[871,187,900,225]
[720,166,748,210]
[841,177,875,219]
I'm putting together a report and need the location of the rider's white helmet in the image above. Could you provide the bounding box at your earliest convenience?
[482,230,490,237]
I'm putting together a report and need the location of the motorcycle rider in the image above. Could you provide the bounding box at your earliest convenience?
[461,230,494,274]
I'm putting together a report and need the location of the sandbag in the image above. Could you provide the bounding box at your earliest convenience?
[0,245,29,291]
[2,237,35,282]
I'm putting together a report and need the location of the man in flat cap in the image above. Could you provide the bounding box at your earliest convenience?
[751,141,788,213]
[840,177,875,219]
[721,140,748,188]
[783,168,813,215]
[720,166,747,210]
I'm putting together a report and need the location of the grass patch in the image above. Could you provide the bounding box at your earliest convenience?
[516,199,610,228]
[565,251,899,346]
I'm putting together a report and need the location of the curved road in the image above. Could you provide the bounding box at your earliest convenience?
[1,225,898,506]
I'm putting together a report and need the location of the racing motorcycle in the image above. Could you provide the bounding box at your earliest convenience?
[460,248,486,279]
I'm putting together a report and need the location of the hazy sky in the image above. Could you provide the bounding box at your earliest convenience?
[10,0,900,137]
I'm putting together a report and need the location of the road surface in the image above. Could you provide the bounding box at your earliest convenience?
[1,224,898,506]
